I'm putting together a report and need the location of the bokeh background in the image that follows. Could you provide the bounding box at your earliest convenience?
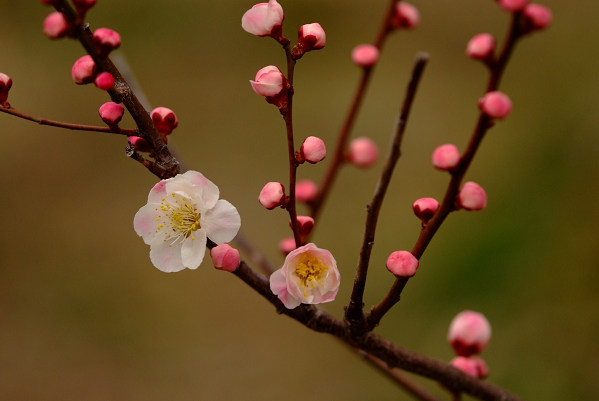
[1,1,597,400]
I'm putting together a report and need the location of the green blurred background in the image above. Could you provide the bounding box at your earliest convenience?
[1,1,597,400]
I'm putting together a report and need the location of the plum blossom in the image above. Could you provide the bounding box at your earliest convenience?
[134,171,241,273]
[241,0,284,37]
[270,243,340,309]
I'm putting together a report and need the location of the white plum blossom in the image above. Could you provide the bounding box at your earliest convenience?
[270,243,340,309]
[134,170,241,273]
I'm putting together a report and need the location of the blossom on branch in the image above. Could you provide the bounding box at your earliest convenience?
[134,171,241,273]
[241,0,284,37]
[270,243,340,309]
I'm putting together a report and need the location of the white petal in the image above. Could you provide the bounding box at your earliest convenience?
[181,170,220,210]
[133,204,160,244]
[147,180,167,203]
[270,269,301,309]
[180,230,207,269]
[202,200,241,244]
[149,242,186,273]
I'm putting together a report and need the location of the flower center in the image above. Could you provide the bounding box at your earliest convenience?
[154,192,201,245]
[295,253,328,297]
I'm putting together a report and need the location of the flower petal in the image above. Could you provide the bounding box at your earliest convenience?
[167,170,220,210]
[133,203,160,244]
[202,200,241,244]
[270,268,301,309]
[180,230,207,269]
[149,242,186,273]
[147,180,167,203]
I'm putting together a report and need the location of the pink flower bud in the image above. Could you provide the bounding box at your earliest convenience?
[386,250,419,278]
[43,12,68,39]
[448,310,492,356]
[478,91,512,119]
[451,356,487,378]
[71,55,96,85]
[150,107,178,135]
[300,136,327,164]
[295,179,318,203]
[259,182,285,210]
[72,0,96,13]
[390,2,420,30]
[466,33,495,61]
[129,136,152,153]
[297,23,326,51]
[457,181,487,211]
[0,72,13,106]
[351,44,380,68]
[250,65,285,97]
[290,216,314,237]
[523,4,552,31]
[94,72,114,90]
[93,28,121,55]
[98,101,124,125]
[241,0,284,37]
[432,144,460,171]
[279,237,296,255]
[210,243,240,272]
[412,197,440,222]
[347,137,379,168]
[497,0,529,12]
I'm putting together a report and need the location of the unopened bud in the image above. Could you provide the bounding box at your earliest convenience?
[412,197,440,223]
[432,144,460,171]
[448,310,492,356]
[98,101,124,125]
[466,33,495,61]
[210,243,240,272]
[72,0,97,14]
[93,28,121,55]
[241,0,284,37]
[71,55,96,85]
[43,12,68,39]
[129,136,152,153]
[457,181,487,211]
[386,250,419,277]
[150,107,178,136]
[478,91,512,119]
[351,44,380,68]
[347,137,378,168]
[300,136,327,164]
[450,356,489,378]
[250,65,285,97]
[259,182,285,210]
[295,179,318,203]
[0,73,13,106]
[94,72,115,90]
[279,237,296,255]
[522,4,552,32]
[290,216,314,237]
[497,0,529,12]
[390,2,420,30]
[295,23,326,55]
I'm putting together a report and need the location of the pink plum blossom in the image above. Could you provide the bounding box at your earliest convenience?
[259,181,285,209]
[71,55,95,85]
[270,243,340,309]
[151,107,179,136]
[432,144,461,171]
[297,23,326,53]
[43,11,68,39]
[347,137,379,168]
[448,310,492,356]
[134,171,241,273]
[300,136,327,164]
[466,33,495,61]
[386,250,419,277]
[479,91,512,119]
[241,0,284,37]
[210,243,241,272]
[94,72,115,90]
[351,44,380,68]
[458,181,487,211]
[98,101,124,125]
[295,179,318,203]
[390,2,420,30]
[250,65,285,97]
[412,197,440,223]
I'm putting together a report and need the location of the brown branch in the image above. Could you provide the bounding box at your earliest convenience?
[345,53,428,334]
[367,12,525,328]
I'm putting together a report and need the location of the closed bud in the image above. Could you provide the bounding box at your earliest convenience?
[347,137,378,168]
[450,356,489,378]
[259,182,285,210]
[98,101,124,125]
[457,181,487,211]
[210,243,240,272]
[466,33,495,61]
[94,72,114,90]
[279,237,296,255]
[497,0,529,12]
[295,179,318,203]
[93,28,121,55]
[72,0,97,13]
[412,197,440,223]
[478,91,512,119]
[150,107,178,135]
[386,250,419,277]
[295,23,326,57]
[522,4,552,32]
[351,44,380,68]
[250,65,285,97]
[128,136,152,153]
[390,2,420,30]
[71,55,96,85]
[241,0,284,37]
[290,216,315,237]
[0,72,13,106]
[43,12,69,39]
[448,310,492,356]
[432,144,460,171]
[300,136,327,164]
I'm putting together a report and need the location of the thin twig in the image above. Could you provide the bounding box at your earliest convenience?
[345,53,429,334]
[367,12,525,328]
[232,232,277,275]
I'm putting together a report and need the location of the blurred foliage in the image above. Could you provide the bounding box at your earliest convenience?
[0,1,598,400]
